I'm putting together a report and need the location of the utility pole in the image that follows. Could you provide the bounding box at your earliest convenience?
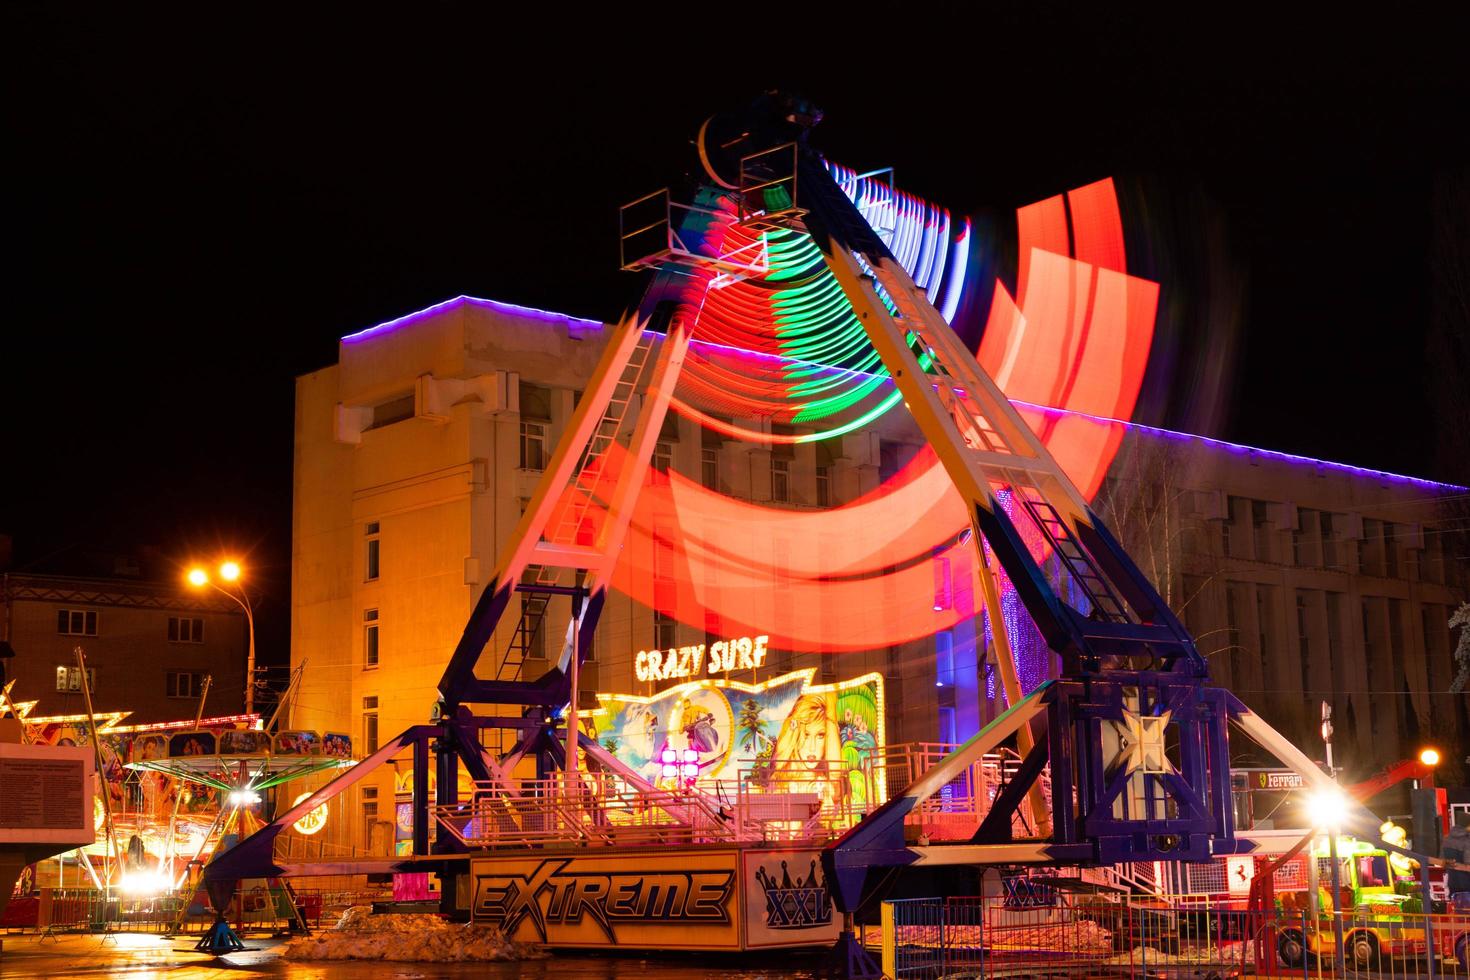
[1322,700,1346,972]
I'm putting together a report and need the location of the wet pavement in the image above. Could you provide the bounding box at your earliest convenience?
[0,934,824,979]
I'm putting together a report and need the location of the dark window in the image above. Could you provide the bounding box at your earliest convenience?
[1296,592,1313,697]
[771,457,791,502]
[57,609,98,636]
[370,394,415,428]
[653,611,676,652]
[363,696,379,754]
[1225,584,1244,685]
[1221,497,1239,558]
[1320,513,1338,569]
[519,420,548,470]
[364,608,380,668]
[167,617,204,643]
[166,671,207,698]
[1251,500,1272,562]
[366,522,381,581]
[701,448,719,490]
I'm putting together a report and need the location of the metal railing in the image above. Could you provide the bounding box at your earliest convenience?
[426,741,1050,852]
[883,891,1470,979]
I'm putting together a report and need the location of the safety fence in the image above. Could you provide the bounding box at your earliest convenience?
[10,884,392,937]
[882,894,1470,979]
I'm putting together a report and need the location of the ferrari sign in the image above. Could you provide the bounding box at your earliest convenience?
[1226,856,1255,896]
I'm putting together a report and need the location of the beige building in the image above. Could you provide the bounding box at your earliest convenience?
[290,296,1468,850]
[0,571,248,724]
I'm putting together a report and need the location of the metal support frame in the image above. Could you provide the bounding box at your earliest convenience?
[205,100,1373,979]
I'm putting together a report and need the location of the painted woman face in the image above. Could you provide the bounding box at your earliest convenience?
[796,721,826,769]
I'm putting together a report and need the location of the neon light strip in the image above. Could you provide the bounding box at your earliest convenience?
[340,295,1461,490]
[342,295,604,344]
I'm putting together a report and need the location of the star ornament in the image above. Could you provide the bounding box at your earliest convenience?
[1108,708,1174,776]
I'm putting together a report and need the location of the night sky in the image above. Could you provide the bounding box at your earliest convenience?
[7,8,1468,667]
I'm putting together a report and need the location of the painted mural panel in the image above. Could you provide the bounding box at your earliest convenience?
[589,670,884,818]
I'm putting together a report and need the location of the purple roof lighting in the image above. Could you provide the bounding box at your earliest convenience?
[342,295,1465,493]
[1018,401,1465,492]
[340,295,604,344]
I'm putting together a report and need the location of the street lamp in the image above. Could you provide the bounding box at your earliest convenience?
[1305,786,1349,972]
[186,561,258,717]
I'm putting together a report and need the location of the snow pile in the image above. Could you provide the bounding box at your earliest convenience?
[284,906,544,962]
[1103,943,1240,966]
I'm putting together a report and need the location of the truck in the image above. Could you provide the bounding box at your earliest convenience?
[1272,837,1470,970]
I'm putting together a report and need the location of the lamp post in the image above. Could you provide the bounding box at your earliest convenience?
[187,561,257,717]
[1307,787,1349,973]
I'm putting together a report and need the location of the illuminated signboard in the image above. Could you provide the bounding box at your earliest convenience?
[590,669,885,813]
[635,634,769,683]
[469,847,838,950]
[1253,770,1306,791]
[291,791,329,835]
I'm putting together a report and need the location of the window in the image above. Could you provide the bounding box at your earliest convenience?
[167,616,204,643]
[653,611,676,652]
[771,457,791,503]
[1362,600,1380,727]
[520,420,548,470]
[365,521,380,581]
[879,440,914,482]
[362,785,379,850]
[370,394,415,429]
[364,608,380,668]
[1384,522,1401,578]
[1220,497,1238,558]
[1361,518,1386,576]
[166,671,206,699]
[1357,855,1390,889]
[518,382,551,470]
[1325,592,1345,679]
[1293,508,1314,566]
[1251,500,1272,562]
[701,447,718,489]
[652,441,673,475]
[1224,583,1245,685]
[56,609,98,636]
[1296,592,1313,698]
[1255,585,1276,664]
[1180,574,1207,637]
[815,465,831,507]
[55,666,97,693]
[1320,513,1339,569]
[363,696,379,754]
[1423,530,1444,584]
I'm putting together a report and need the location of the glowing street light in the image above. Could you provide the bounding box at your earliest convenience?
[1305,787,1348,830]
[186,560,258,716]
[1419,747,1441,768]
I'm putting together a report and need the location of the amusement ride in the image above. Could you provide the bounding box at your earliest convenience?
[195,94,1467,975]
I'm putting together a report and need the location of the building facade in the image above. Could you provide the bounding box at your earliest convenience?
[290,297,1468,849]
[0,571,249,724]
